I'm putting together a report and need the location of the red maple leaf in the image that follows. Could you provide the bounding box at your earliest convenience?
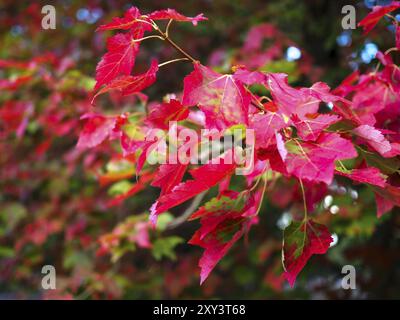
[284,133,358,184]
[96,6,148,31]
[151,164,188,196]
[266,73,341,118]
[183,63,251,129]
[93,59,159,102]
[249,111,288,149]
[283,219,333,287]
[94,25,150,90]
[292,113,341,141]
[76,113,119,149]
[335,167,387,187]
[373,184,400,217]
[150,161,236,224]
[188,192,259,284]
[146,99,189,129]
[358,2,400,34]
[353,124,392,156]
[148,8,207,26]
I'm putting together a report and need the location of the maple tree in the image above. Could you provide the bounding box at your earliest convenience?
[1,1,400,299]
[77,4,400,287]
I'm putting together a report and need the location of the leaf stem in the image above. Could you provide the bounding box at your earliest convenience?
[255,172,268,216]
[259,96,272,103]
[158,58,190,68]
[153,22,198,63]
[245,87,266,112]
[298,178,308,221]
[385,47,400,55]
[131,35,165,43]
[165,19,173,37]
[167,191,207,229]
[337,159,348,171]
[385,14,399,26]
[134,18,158,28]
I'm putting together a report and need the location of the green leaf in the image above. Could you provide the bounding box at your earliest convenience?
[282,219,332,287]
[106,158,135,174]
[0,203,27,235]
[108,180,133,196]
[0,246,14,258]
[261,60,298,80]
[156,212,174,232]
[359,147,400,175]
[151,236,183,261]
[63,249,92,270]
[204,195,245,213]
[111,242,137,263]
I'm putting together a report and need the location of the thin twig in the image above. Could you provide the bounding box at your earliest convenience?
[259,96,272,103]
[158,57,190,68]
[134,18,157,28]
[167,192,207,229]
[131,35,165,43]
[385,14,399,25]
[385,47,400,55]
[245,87,266,112]
[255,172,268,216]
[153,23,198,63]
[299,178,308,221]
[165,19,173,37]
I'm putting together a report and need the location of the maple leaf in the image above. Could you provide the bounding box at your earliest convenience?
[372,184,400,217]
[249,111,288,149]
[0,75,32,91]
[96,6,148,31]
[0,59,29,69]
[188,193,258,284]
[360,146,400,176]
[0,101,33,138]
[276,132,288,161]
[335,167,387,187]
[146,99,189,129]
[332,70,360,97]
[94,26,149,90]
[151,164,188,196]
[341,79,393,126]
[93,59,159,102]
[150,161,236,225]
[283,219,333,287]
[353,125,392,156]
[358,2,400,34]
[266,73,304,116]
[376,51,400,93]
[284,133,358,184]
[183,63,251,130]
[266,73,344,118]
[375,193,395,218]
[135,139,163,174]
[232,66,267,85]
[293,113,341,141]
[76,113,118,149]
[148,8,207,26]
[383,143,400,157]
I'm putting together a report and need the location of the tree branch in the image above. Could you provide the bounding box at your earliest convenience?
[167,192,207,229]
